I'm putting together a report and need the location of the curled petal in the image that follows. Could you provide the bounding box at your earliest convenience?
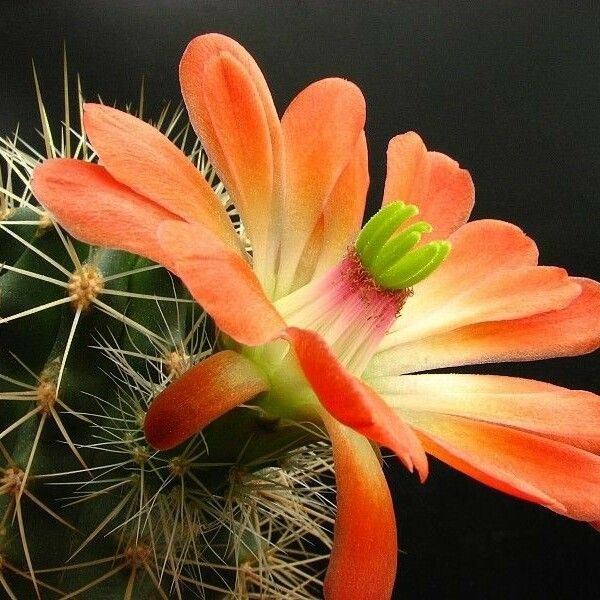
[32,160,176,268]
[322,415,397,600]
[285,327,428,480]
[144,350,269,450]
[382,131,429,208]
[82,103,239,248]
[276,78,366,297]
[180,34,284,287]
[382,132,474,240]
[157,221,286,346]
[370,277,600,375]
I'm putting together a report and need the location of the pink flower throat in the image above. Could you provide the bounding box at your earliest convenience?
[277,250,411,375]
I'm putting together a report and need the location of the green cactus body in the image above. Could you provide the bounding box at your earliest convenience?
[0,64,333,599]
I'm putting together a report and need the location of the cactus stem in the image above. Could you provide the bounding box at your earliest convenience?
[0,263,69,288]
[0,569,18,600]
[0,223,72,277]
[0,558,65,597]
[60,562,129,600]
[0,295,73,325]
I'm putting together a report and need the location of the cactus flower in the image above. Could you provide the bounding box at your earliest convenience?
[32,33,600,600]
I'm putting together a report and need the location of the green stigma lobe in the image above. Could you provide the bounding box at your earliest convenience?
[355,202,419,267]
[371,221,433,273]
[355,201,451,290]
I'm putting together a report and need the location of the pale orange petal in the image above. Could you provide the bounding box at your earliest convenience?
[387,220,540,336]
[398,219,539,305]
[379,374,600,453]
[197,52,277,280]
[275,78,366,297]
[314,130,369,277]
[386,264,580,348]
[322,416,397,600]
[382,131,430,208]
[369,277,600,375]
[407,413,600,521]
[157,221,285,346]
[382,218,564,346]
[382,132,474,239]
[32,160,176,268]
[144,350,269,450]
[285,327,428,480]
[83,103,239,248]
[180,33,283,199]
[292,131,369,287]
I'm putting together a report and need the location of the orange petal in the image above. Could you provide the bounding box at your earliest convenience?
[385,259,580,350]
[405,219,540,303]
[285,327,428,480]
[180,33,283,198]
[292,131,369,287]
[322,415,397,600]
[370,277,600,375]
[314,130,369,277]
[379,374,600,453]
[157,221,286,346]
[32,160,176,268]
[382,132,474,239]
[83,104,239,248]
[200,52,275,281]
[288,216,325,290]
[406,412,600,521]
[382,131,430,208]
[144,350,269,449]
[275,78,366,297]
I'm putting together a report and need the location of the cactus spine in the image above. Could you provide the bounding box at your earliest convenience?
[0,60,334,599]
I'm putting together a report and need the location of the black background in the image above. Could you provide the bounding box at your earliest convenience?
[1,2,599,598]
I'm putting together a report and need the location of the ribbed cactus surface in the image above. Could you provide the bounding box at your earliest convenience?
[0,65,333,599]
